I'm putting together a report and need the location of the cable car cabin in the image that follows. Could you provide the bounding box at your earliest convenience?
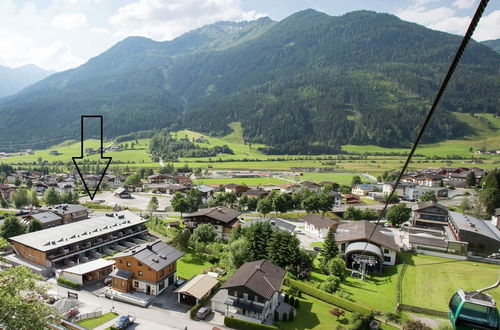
[449,289,499,330]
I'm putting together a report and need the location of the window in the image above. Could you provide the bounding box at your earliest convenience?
[138,262,143,266]
[127,262,131,267]
[384,256,391,262]
[119,260,122,264]
[134,281,139,288]
[384,248,390,254]
[138,271,143,276]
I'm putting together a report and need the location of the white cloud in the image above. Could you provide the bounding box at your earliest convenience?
[474,10,500,41]
[89,27,110,34]
[452,0,476,10]
[51,13,88,30]
[109,0,265,41]
[396,5,455,26]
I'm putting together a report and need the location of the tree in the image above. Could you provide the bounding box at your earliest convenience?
[479,169,500,217]
[326,257,346,281]
[465,171,476,187]
[273,194,290,214]
[419,191,437,202]
[339,185,351,194]
[361,209,379,220]
[125,174,141,186]
[223,192,237,207]
[44,188,59,206]
[383,193,400,204]
[0,266,56,329]
[344,206,362,220]
[14,177,21,187]
[147,196,159,214]
[174,228,191,251]
[26,179,33,189]
[247,197,258,211]
[301,194,320,214]
[228,238,251,269]
[28,189,40,208]
[318,193,335,215]
[191,224,217,244]
[237,194,249,211]
[330,308,345,320]
[387,203,411,227]
[351,175,362,187]
[0,216,25,238]
[320,275,341,293]
[10,189,29,209]
[229,225,243,242]
[185,189,202,212]
[26,220,43,233]
[245,221,273,261]
[320,226,339,271]
[257,198,273,217]
[0,196,7,208]
[267,230,301,269]
[171,193,189,216]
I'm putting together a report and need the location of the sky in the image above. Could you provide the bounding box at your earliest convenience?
[0,0,499,72]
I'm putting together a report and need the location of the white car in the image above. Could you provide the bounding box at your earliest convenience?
[294,229,304,234]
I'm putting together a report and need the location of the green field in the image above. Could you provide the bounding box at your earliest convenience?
[402,254,500,312]
[192,177,287,186]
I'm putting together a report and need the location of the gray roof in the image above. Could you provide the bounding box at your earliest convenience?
[185,207,242,224]
[448,212,500,242]
[9,210,146,251]
[114,187,127,195]
[42,204,88,215]
[112,240,183,272]
[336,221,400,252]
[31,211,62,224]
[412,201,448,212]
[409,234,448,248]
[221,260,285,300]
[241,218,296,232]
[194,185,215,193]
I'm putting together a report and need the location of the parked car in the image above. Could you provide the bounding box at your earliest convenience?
[104,277,112,286]
[294,229,304,234]
[487,253,500,259]
[174,279,187,289]
[195,307,212,320]
[313,246,323,252]
[114,315,135,329]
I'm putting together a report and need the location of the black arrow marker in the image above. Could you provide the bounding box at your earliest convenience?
[72,115,112,200]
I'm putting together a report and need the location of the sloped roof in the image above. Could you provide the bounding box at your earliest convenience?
[174,274,219,300]
[241,218,296,232]
[184,207,242,223]
[336,221,400,252]
[31,211,62,224]
[449,212,500,242]
[221,260,285,300]
[303,214,338,229]
[412,201,448,212]
[112,240,183,272]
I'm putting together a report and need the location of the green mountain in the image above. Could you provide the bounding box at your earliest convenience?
[0,64,53,98]
[0,10,498,153]
[482,39,500,54]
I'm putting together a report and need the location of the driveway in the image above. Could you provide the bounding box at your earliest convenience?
[81,191,172,211]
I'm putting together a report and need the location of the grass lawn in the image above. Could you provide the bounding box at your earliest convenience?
[192,177,286,186]
[76,312,118,329]
[402,254,500,312]
[291,172,362,186]
[310,242,324,249]
[176,249,211,279]
[275,294,353,330]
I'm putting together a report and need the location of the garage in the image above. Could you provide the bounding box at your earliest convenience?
[174,274,219,306]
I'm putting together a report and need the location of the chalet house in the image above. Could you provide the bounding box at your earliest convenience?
[0,184,14,201]
[41,204,89,224]
[34,182,51,194]
[352,184,375,196]
[300,181,321,192]
[447,212,500,256]
[329,191,343,207]
[417,174,443,187]
[224,184,249,196]
[56,182,75,195]
[110,240,183,296]
[26,212,63,228]
[412,202,449,228]
[146,183,189,195]
[303,214,339,238]
[114,187,131,199]
[175,274,219,306]
[344,194,361,204]
[193,185,215,202]
[148,174,176,184]
[214,260,285,323]
[245,189,268,199]
[336,221,400,271]
[184,207,242,240]
[103,174,125,189]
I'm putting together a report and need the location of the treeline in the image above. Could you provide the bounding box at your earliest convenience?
[149,133,233,161]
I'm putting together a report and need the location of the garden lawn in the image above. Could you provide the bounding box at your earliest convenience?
[76,312,118,329]
[275,294,353,330]
[402,254,500,312]
[176,249,211,279]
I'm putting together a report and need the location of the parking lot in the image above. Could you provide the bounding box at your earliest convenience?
[82,191,173,211]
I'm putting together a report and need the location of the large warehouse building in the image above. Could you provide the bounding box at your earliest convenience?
[9,210,149,268]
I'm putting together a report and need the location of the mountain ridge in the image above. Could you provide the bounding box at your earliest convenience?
[0,64,53,99]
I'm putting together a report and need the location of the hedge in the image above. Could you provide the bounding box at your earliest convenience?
[285,278,372,314]
[57,277,81,289]
[224,317,278,330]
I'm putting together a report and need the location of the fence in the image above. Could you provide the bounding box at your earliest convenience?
[415,249,467,260]
[395,262,408,308]
[73,310,102,322]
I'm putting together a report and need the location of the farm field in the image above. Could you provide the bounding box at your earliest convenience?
[192,177,287,186]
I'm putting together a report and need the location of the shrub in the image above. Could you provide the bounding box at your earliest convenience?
[274,310,279,322]
[284,293,289,303]
[294,299,299,308]
[320,275,341,293]
[224,316,278,330]
[56,277,80,289]
[403,320,432,330]
[282,313,288,322]
[350,312,374,330]
[285,278,371,314]
[289,296,295,306]
[384,312,402,324]
[289,309,294,321]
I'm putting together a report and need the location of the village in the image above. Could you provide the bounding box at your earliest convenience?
[0,163,499,330]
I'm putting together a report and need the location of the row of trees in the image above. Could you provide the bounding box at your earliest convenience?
[2,187,78,210]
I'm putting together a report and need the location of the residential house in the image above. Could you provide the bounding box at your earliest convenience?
[26,212,63,228]
[59,258,115,286]
[300,181,321,192]
[56,182,76,195]
[147,183,189,195]
[193,185,215,203]
[41,204,89,224]
[245,189,268,199]
[213,260,285,323]
[110,240,183,296]
[148,174,176,184]
[352,184,375,197]
[114,187,131,199]
[492,208,500,230]
[184,207,242,240]
[303,214,339,239]
[344,194,361,204]
[175,274,219,305]
[447,212,500,256]
[404,186,448,201]
[336,221,400,270]
[224,184,249,196]
[412,202,449,228]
